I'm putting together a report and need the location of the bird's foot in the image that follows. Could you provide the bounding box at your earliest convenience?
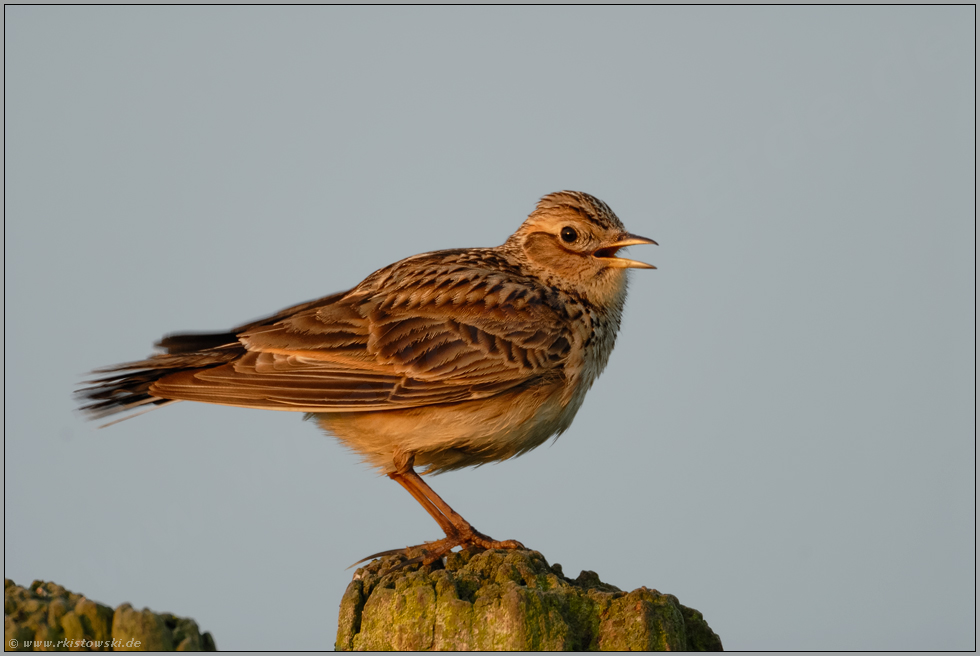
[353,526,525,569]
[407,530,525,566]
[457,525,525,554]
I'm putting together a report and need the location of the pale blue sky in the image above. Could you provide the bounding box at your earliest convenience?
[4,6,974,650]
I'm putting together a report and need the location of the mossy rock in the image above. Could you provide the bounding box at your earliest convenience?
[335,549,722,651]
[4,579,216,651]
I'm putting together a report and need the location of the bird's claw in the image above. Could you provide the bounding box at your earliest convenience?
[352,531,526,570]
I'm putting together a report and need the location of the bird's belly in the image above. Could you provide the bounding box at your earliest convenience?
[314,382,580,475]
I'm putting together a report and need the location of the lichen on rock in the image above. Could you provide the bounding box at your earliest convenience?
[335,549,722,651]
[4,579,216,652]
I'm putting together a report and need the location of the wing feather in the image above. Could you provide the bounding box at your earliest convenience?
[148,254,580,412]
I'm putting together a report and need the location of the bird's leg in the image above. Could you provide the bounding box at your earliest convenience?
[387,469,458,538]
[380,453,524,564]
[396,467,524,551]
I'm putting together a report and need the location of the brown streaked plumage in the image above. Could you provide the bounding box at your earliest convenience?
[78,191,657,563]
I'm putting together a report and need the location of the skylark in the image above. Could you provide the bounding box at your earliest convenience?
[78,191,657,563]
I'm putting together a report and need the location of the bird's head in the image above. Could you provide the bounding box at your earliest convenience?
[506,190,657,307]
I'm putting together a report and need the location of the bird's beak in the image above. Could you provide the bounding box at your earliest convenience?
[594,232,658,269]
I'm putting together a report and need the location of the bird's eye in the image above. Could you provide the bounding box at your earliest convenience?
[560,227,578,243]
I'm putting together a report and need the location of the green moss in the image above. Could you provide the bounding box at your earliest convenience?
[681,604,725,651]
[335,578,366,651]
[166,614,208,651]
[335,549,723,651]
[353,578,438,650]
[111,604,174,651]
[31,623,66,652]
[4,579,216,652]
[4,579,115,652]
[76,599,114,646]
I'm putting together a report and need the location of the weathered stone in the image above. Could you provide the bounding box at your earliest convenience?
[3,579,216,652]
[112,604,174,651]
[335,549,723,651]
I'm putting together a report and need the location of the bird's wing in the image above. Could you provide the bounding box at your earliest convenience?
[149,262,578,412]
[153,291,350,355]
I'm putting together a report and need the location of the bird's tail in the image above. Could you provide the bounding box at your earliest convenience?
[76,291,350,425]
[76,333,244,424]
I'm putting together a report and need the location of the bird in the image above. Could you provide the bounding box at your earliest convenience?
[77,190,657,564]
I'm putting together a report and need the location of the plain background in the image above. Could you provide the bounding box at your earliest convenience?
[4,6,975,651]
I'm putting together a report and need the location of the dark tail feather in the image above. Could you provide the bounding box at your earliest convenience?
[77,342,244,423]
[76,290,350,424]
[77,368,174,421]
[156,331,240,354]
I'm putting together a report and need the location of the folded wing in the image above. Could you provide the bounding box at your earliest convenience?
[147,258,576,412]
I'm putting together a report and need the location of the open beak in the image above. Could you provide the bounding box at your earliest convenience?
[594,232,658,269]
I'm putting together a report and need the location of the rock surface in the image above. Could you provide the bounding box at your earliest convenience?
[335,549,723,651]
[4,579,216,651]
